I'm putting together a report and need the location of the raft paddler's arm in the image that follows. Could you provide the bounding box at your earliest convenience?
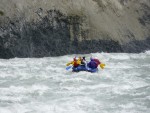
[99,63,106,69]
[66,61,73,66]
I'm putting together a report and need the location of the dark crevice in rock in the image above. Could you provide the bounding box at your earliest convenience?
[0,10,4,16]
[138,3,150,26]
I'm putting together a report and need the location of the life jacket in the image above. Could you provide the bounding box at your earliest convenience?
[93,59,101,65]
[81,59,86,65]
[87,61,97,69]
[88,58,101,69]
[73,61,78,67]
[73,58,81,67]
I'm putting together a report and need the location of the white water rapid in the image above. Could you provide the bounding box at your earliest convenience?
[0,52,150,113]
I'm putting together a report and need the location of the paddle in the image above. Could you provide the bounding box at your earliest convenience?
[66,66,73,70]
[100,63,106,69]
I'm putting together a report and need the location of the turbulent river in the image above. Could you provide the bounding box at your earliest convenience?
[0,52,150,113]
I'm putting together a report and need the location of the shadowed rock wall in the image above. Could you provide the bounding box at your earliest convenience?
[0,10,124,58]
[0,0,150,58]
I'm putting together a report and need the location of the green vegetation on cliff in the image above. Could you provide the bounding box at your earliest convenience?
[0,10,4,16]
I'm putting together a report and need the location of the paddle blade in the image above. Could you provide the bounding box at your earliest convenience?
[100,63,105,69]
[66,66,72,70]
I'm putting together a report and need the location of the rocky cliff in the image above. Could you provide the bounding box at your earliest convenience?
[0,0,150,58]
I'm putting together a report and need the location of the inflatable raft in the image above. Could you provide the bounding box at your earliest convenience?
[72,65,98,73]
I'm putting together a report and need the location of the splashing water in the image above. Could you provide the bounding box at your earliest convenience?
[0,52,150,113]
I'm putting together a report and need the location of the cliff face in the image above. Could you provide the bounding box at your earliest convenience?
[0,0,150,58]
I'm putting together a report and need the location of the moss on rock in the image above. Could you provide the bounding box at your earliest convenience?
[0,10,4,16]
